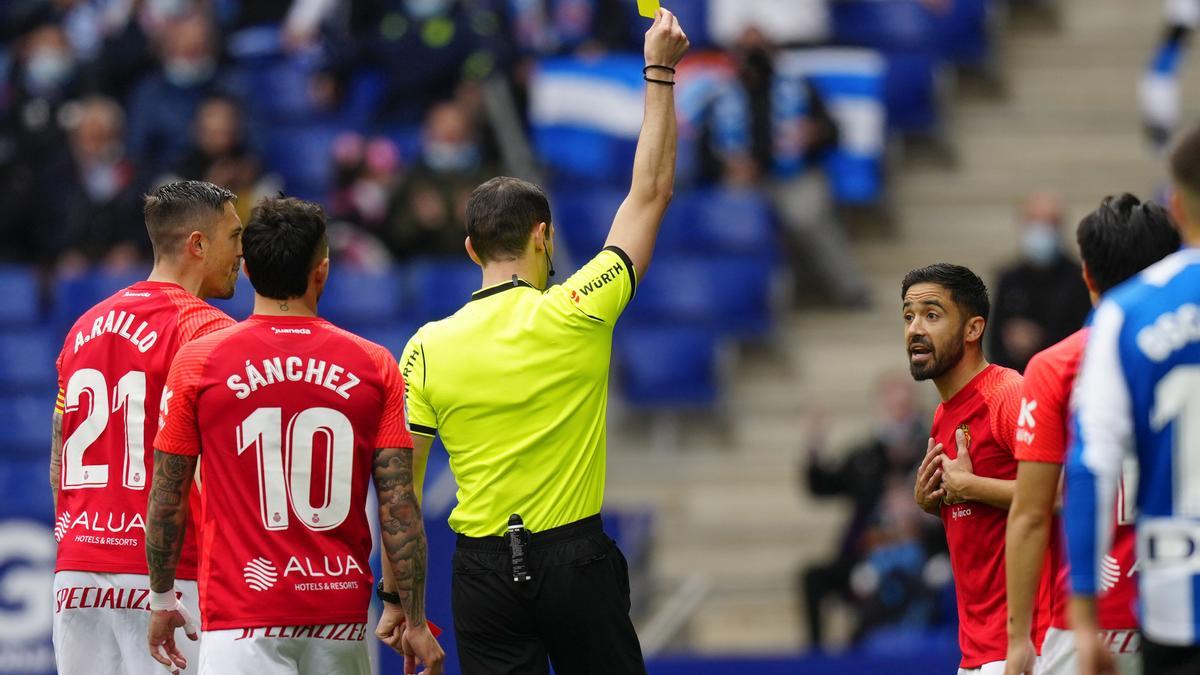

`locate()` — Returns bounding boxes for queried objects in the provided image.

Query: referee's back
[401,246,635,537]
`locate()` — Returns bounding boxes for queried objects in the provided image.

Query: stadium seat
[0,395,51,458]
[551,187,625,256]
[407,258,482,323]
[660,189,777,256]
[933,0,993,68]
[227,53,322,126]
[0,459,53,522]
[354,321,422,360]
[319,267,406,329]
[0,265,40,325]
[0,330,59,392]
[615,324,722,408]
[262,123,345,202]
[51,268,150,332]
[625,255,775,338]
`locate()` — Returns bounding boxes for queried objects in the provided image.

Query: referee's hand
[402,622,444,675]
[644,8,689,70]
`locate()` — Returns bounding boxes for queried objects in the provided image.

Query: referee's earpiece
[543,224,555,279]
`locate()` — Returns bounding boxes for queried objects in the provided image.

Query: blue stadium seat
[0,265,40,325]
[355,321,422,360]
[659,189,777,256]
[227,54,322,125]
[831,0,939,53]
[0,395,51,458]
[551,187,625,257]
[320,267,406,329]
[0,330,59,392]
[0,459,53,522]
[933,0,992,68]
[625,256,775,338]
[263,123,344,202]
[407,259,481,323]
[51,268,150,331]
[615,325,721,408]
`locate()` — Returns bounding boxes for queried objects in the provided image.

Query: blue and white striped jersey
[1065,248,1200,646]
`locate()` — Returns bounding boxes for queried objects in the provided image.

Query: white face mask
[24,48,74,94]
[1021,222,1060,265]
[164,58,215,87]
[423,140,479,172]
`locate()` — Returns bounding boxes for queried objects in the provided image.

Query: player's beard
[909,326,966,382]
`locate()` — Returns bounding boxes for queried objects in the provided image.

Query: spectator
[324,0,509,125]
[126,9,226,175]
[167,93,279,223]
[327,131,401,268]
[0,19,81,262]
[987,191,1092,372]
[43,95,146,268]
[797,371,932,651]
[382,99,493,258]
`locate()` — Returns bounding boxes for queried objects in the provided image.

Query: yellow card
[637,0,660,19]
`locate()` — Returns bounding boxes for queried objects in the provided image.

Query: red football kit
[154,315,411,630]
[54,281,234,578]
[932,364,1051,668]
[1014,329,1138,632]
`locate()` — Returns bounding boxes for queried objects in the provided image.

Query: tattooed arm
[50,410,62,513]
[374,443,443,672]
[145,450,197,593]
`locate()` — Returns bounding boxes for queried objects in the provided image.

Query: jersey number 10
[237,407,355,532]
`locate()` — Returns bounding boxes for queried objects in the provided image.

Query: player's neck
[146,259,205,298]
[934,353,989,402]
[252,294,318,318]
[480,256,545,291]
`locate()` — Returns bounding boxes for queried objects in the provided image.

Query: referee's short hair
[143,180,235,261]
[465,177,552,263]
[243,197,328,300]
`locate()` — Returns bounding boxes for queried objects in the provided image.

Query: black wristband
[643,64,677,75]
[376,581,401,605]
[644,75,675,86]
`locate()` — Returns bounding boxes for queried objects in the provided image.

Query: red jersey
[154,315,412,630]
[54,281,233,578]
[1014,329,1138,631]
[932,364,1050,668]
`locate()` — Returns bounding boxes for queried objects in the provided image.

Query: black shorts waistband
[455,514,603,553]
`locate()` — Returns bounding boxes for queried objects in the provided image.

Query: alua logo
[243,557,279,591]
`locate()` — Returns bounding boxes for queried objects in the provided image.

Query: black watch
[376,581,401,605]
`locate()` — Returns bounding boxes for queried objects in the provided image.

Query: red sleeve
[368,344,413,450]
[54,347,65,414]
[154,339,214,457]
[1013,352,1069,464]
[988,370,1024,456]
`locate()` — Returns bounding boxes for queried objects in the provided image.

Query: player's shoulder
[177,320,246,356]
[1026,329,1088,378]
[1106,249,1200,313]
[320,320,399,367]
[981,364,1023,404]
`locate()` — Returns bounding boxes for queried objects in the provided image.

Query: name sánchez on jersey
[72,309,158,354]
[226,356,361,400]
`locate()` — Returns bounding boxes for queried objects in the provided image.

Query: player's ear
[185,230,206,260]
[313,257,330,290]
[464,237,482,267]
[964,316,986,344]
[535,222,550,252]
[1081,262,1100,301]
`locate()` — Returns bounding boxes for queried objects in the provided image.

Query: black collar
[470,276,538,302]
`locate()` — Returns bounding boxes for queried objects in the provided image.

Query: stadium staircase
[606,0,1187,655]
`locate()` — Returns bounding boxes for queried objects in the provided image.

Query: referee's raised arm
[604,8,690,280]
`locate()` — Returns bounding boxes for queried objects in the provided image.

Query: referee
[391,9,688,674]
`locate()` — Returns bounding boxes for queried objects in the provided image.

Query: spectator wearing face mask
[987,191,1092,372]
[0,19,81,262]
[126,9,227,176]
[39,95,147,269]
[382,99,494,258]
[167,93,280,224]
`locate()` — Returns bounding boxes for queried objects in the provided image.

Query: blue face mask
[405,0,453,19]
[1021,222,1060,266]
[423,140,479,173]
[24,48,73,94]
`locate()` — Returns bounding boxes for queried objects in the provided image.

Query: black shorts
[451,514,647,675]
[1143,636,1200,675]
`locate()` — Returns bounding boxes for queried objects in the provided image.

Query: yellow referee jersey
[400,247,636,537]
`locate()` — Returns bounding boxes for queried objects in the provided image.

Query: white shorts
[199,623,370,675]
[52,570,200,675]
[958,661,1004,675]
[1036,626,1142,675]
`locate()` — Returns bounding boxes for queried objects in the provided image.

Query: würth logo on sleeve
[572,261,624,299]
[1017,398,1037,445]
[243,557,279,591]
